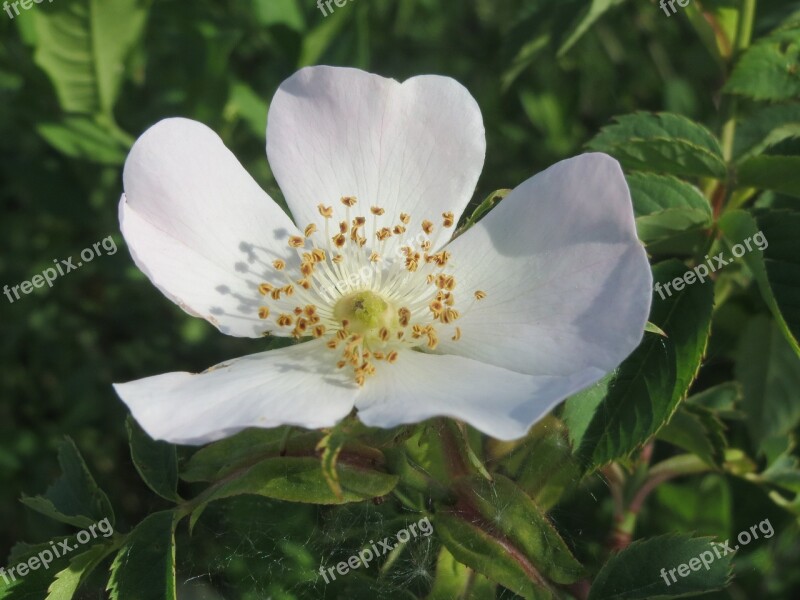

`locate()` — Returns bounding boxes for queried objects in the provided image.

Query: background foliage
[1,0,799,598]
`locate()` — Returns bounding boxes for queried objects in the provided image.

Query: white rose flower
[114,66,651,445]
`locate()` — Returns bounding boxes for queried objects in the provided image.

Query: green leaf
[436,514,551,600]
[456,189,511,237]
[644,322,668,337]
[428,546,496,600]
[651,475,732,542]
[0,535,113,600]
[126,416,181,503]
[760,452,800,494]
[575,333,675,467]
[757,210,800,345]
[574,260,714,466]
[557,0,626,57]
[317,425,350,501]
[107,512,176,600]
[299,4,353,67]
[683,1,739,64]
[733,103,800,161]
[719,210,800,353]
[252,0,305,31]
[501,35,550,91]
[225,80,269,137]
[725,26,800,102]
[629,172,711,218]
[451,421,493,482]
[686,382,743,419]
[32,0,150,115]
[563,374,613,453]
[588,534,732,599]
[191,455,398,510]
[382,427,452,512]
[657,404,727,467]
[498,417,583,510]
[651,260,715,401]
[21,438,114,529]
[737,155,800,198]
[46,543,115,600]
[36,116,132,165]
[181,427,302,483]
[587,112,727,179]
[437,475,584,599]
[735,315,800,448]
[627,172,712,243]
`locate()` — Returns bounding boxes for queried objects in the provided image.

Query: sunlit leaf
[588,112,727,179]
[32,0,150,115]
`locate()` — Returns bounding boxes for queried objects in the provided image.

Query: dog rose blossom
[114,66,651,445]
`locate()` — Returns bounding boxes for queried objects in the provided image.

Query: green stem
[735,0,757,54]
[720,0,757,163]
[608,454,712,550]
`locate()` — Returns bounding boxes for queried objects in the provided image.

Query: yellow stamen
[398,307,411,327]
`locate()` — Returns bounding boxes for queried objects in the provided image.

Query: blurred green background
[1,0,798,598]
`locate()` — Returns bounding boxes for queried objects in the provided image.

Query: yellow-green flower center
[333,290,396,336]
[251,195,488,387]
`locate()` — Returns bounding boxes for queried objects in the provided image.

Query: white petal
[266,66,485,250]
[121,118,302,338]
[354,351,604,440]
[440,153,652,378]
[114,340,357,445]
